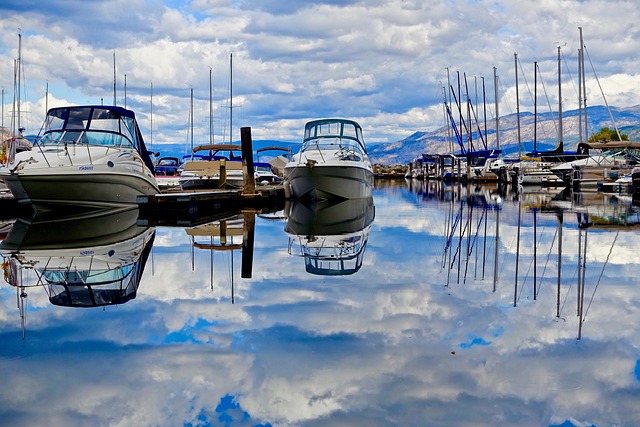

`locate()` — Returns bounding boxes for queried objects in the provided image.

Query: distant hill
[367,105,640,165]
[150,139,299,161]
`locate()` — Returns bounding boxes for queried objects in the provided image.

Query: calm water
[1,181,640,426]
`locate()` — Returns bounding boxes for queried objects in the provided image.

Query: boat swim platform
[136,185,286,227]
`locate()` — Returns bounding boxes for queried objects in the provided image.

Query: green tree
[588,126,628,143]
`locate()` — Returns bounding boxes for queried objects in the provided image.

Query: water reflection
[409,179,640,340]
[1,182,640,426]
[285,197,375,275]
[1,206,154,316]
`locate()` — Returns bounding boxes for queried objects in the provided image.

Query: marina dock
[136,185,285,226]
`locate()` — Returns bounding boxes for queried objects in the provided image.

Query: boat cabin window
[39,107,138,148]
[66,107,92,129]
[341,124,358,140]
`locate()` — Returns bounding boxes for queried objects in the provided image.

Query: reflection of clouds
[1,188,640,425]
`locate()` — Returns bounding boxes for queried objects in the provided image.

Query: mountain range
[366,105,640,165]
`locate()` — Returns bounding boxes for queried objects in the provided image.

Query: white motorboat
[284,118,374,201]
[254,162,281,185]
[0,105,159,209]
[285,197,375,275]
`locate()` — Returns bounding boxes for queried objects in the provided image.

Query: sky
[0,0,639,149]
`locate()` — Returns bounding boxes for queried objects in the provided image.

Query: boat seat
[183,159,244,174]
[184,160,221,175]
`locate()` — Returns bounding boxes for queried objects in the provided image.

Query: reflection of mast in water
[577,213,590,339]
[440,184,500,287]
[186,211,256,303]
[514,198,521,307]
[493,197,499,292]
[556,211,563,318]
[3,259,27,340]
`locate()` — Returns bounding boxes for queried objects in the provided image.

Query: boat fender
[283,180,291,199]
[2,260,17,286]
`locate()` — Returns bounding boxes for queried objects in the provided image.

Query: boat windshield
[43,263,141,307]
[39,106,137,148]
[294,234,368,275]
[302,120,367,155]
[41,263,136,285]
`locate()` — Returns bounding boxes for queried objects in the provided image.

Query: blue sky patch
[459,337,491,349]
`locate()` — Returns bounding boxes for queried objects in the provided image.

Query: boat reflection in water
[285,197,375,275]
[0,206,155,309]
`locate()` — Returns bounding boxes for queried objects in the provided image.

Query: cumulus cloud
[1,0,639,145]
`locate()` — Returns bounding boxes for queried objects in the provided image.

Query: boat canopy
[193,144,242,153]
[577,141,640,154]
[38,105,156,173]
[303,119,367,152]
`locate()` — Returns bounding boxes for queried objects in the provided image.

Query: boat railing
[300,137,367,162]
[32,130,134,168]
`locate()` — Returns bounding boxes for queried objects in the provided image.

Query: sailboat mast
[493,66,500,150]
[446,67,453,153]
[482,76,487,147]
[557,45,563,152]
[534,61,537,153]
[230,53,233,144]
[190,87,194,152]
[113,52,117,106]
[579,27,588,140]
[209,67,214,145]
[150,82,153,150]
[464,73,473,152]
[578,46,583,144]
[124,74,127,109]
[17,32,21,135]
[515,53,521,158]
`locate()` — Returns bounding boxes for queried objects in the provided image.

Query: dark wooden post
[219,158,226,189]
[241,209,255,278]
[241,127,256,195]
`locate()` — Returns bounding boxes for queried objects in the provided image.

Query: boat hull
[284,165,374,201]
[1,169,159,209]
